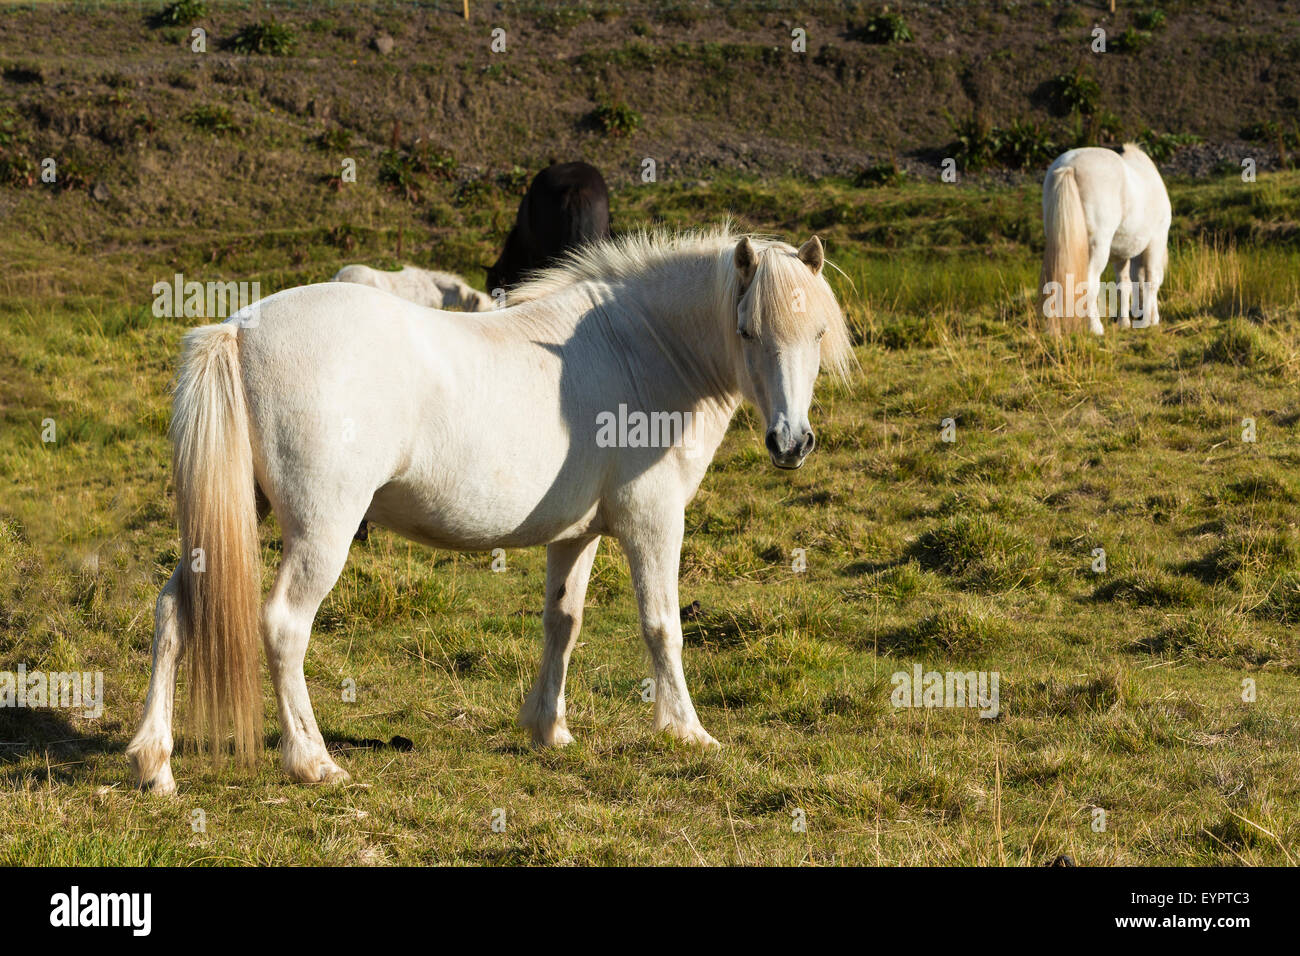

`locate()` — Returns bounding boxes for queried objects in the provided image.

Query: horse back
[490,163,611,289]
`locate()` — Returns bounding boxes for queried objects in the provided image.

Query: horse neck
[606,251,744,423]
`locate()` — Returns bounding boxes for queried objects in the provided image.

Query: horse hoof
[317,765,351,785]
[536,726,574,748]
[672,726,721,749]
[286,753,350,785]
[139,770,178,796]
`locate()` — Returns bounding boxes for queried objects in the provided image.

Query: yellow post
[464,0,470,20]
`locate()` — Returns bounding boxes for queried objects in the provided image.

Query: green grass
[2,169,1300,865]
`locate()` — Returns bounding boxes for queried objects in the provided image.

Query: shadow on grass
[0,707,124,785]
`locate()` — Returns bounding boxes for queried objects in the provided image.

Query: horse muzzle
[766,426,815,470]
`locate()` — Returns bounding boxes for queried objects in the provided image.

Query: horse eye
[739,328,755,341]
[815,328,827,341]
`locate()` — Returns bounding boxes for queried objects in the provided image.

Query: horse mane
[508,224,856,384]
[1120,141,1159,169]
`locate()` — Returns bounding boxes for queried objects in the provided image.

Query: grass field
[3,159,1300,865]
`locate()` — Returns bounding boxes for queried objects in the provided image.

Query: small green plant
[378,145,458,201]
[453,178,491,207]
[379,149,422,200]
[0,105,27,149]
[1134,8,1166,31]
[229,20,296,56]
[856,10,913,44]
[1114,27,1153,53]
[1137,127,1199,162]
[947,112,999,172]
[150,0,206,27]
[1047,70,1100,116]
[592,100,642,138]
[182,103,237,133]
[314,127,353,152]
[853,161,905,188]
[1053,8,1087,29]
[1241,120,1300,149]
[0,103,40,188]
[497,165,530,194]
[997,119,1057,170]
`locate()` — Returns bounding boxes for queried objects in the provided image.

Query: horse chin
[770,453,806,471]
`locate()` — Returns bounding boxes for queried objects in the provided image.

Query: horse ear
[798,236,824,275]
[734,237,758,288]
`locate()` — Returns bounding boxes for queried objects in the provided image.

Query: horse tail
[171,321,262,766]
[1039,164,1090,329]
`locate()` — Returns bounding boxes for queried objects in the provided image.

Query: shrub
[1137,127,1199,162]
[182,103,237,133]
[1134,8,1166,31]
[947,112,998,171]
[1114,27,1153,53]
[314,128,352,151]
[853,161,905,188]
[997,119,1057,170]
[0,153,35,187]
[856,10,912,44]
[452,178,491,207]
[149,0,206,27]
[229,20,296,55]
[378,145,458,201]
[1047,70,1100,116]
[592,100,642,138]
[947,113,1057,171]
[1240,120,1300,150]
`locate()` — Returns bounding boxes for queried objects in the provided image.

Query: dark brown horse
[486,162,611,295]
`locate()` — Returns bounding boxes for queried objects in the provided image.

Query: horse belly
[364,474,603,550]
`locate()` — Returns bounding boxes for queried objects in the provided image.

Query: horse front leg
[519,535,601,746]
[620,513,719,748]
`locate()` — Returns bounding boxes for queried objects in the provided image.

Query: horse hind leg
[262,524,356,784]
[1116,258,1133,329]
[1085,238,1112,336]
[126,566,185,794]
[1143,235,1167,327]
[519,535,601,747]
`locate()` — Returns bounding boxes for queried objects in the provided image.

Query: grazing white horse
[332,263,496,312]
[127,228,854,792]
[1040,144,1171,334]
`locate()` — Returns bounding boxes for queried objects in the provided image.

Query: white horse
[332,263,496,312]
[127,228,854,792]
[1040,144,1171,334]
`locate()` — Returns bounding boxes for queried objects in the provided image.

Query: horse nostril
[765,430,782,456]
[800,430,816,456]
